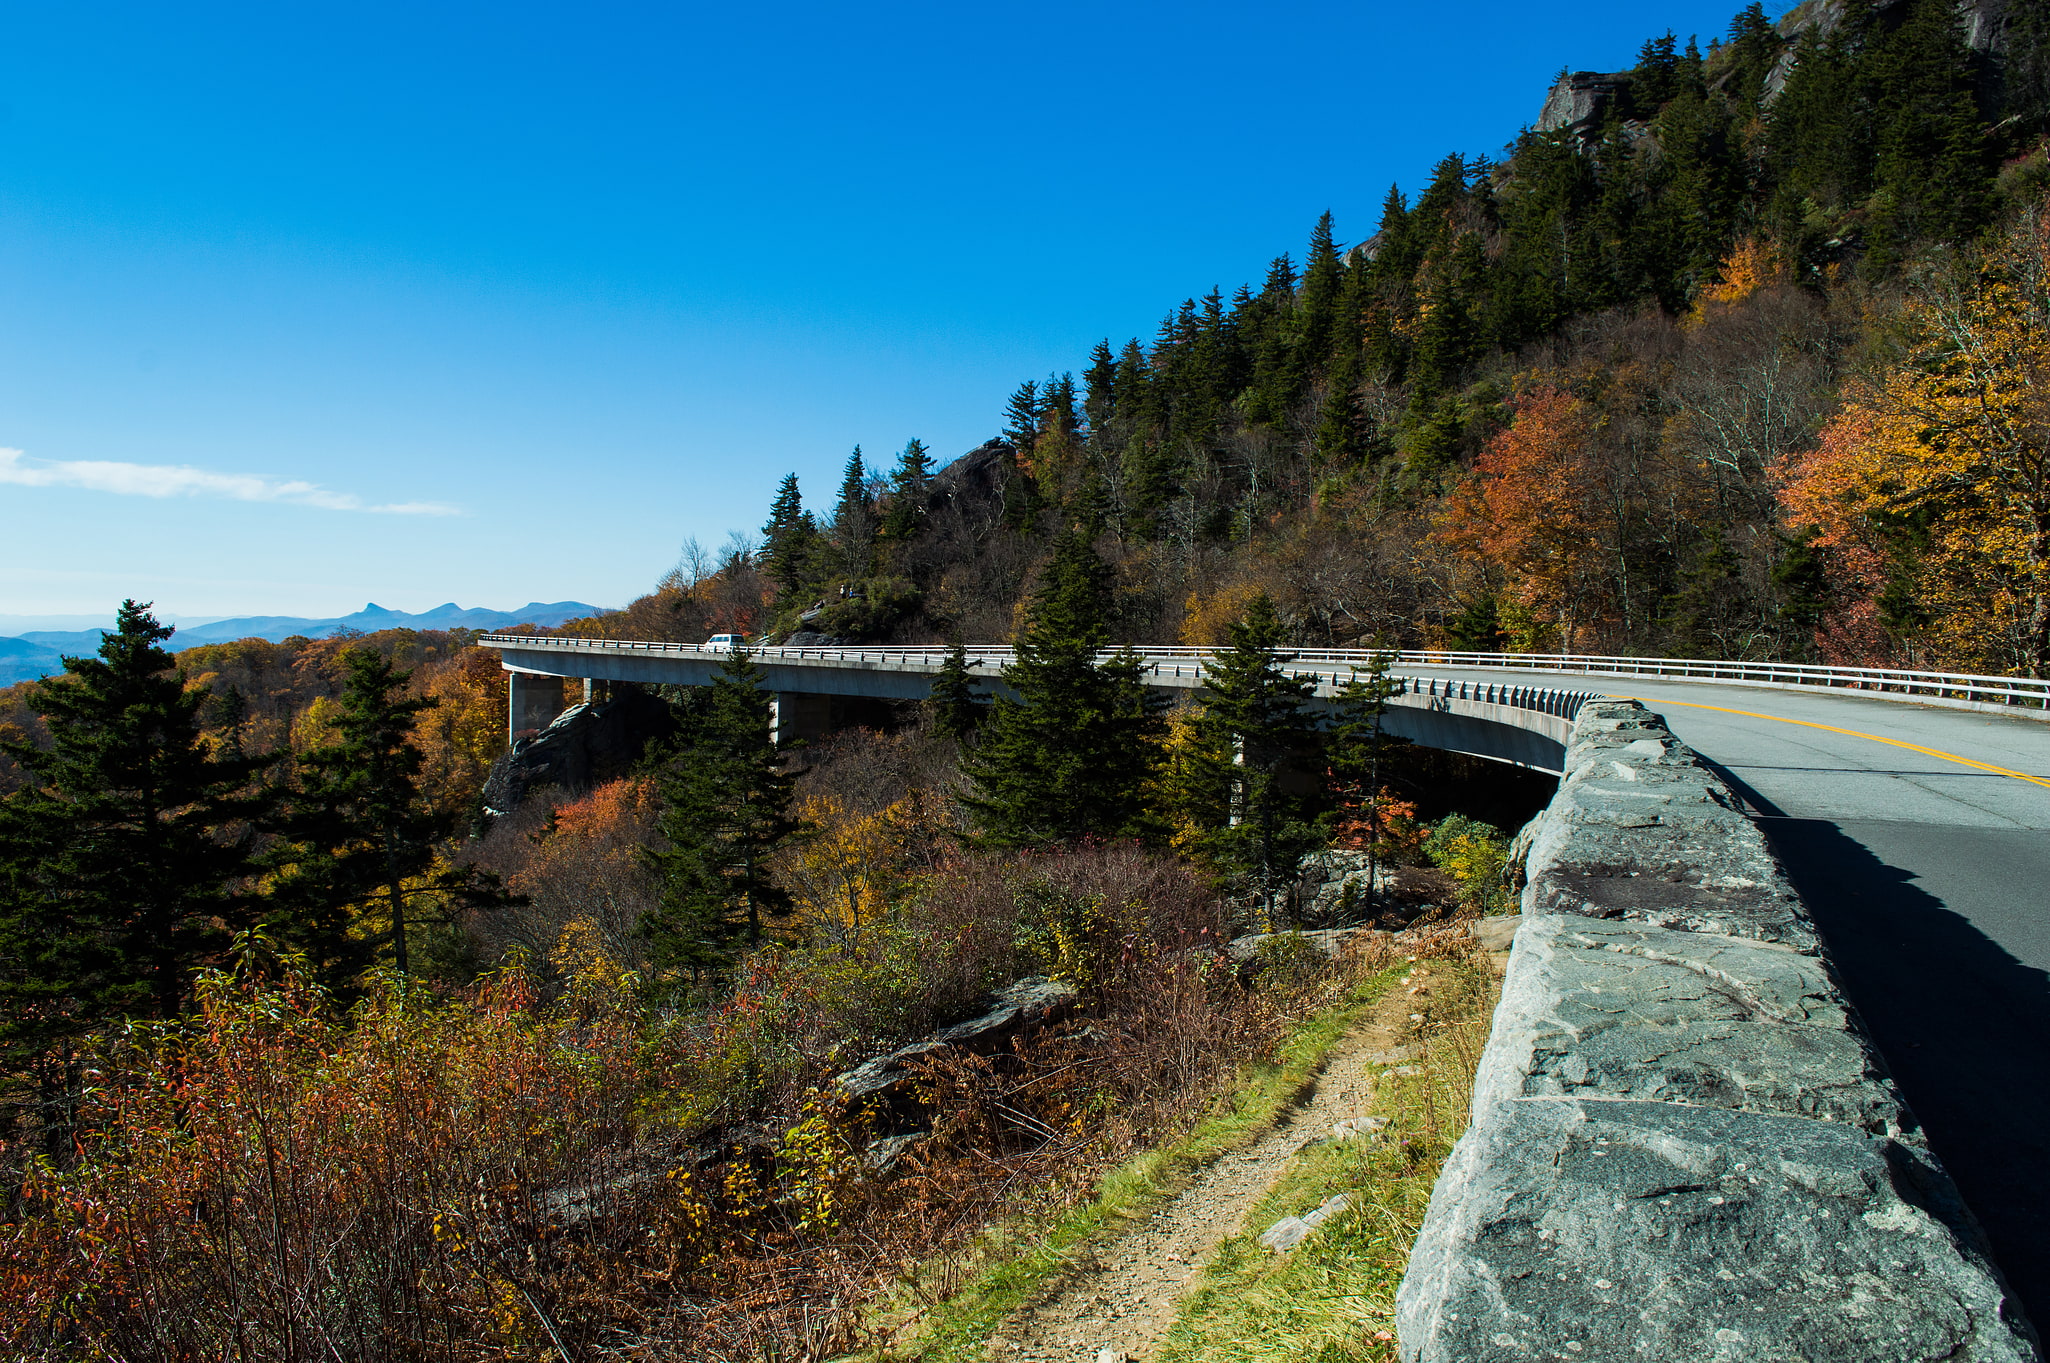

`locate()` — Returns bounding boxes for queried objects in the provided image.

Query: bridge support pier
[509,672,567,742]
[771,691,834,748]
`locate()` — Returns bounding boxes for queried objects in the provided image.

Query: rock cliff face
[481,688,677,816]
[1539,0,2021,127]
[1396,701,2040,1362]
[1535,70,1635,136]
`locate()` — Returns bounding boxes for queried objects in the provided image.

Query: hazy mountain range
[0,601,607,686]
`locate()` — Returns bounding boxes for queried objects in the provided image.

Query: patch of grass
[866,961,1413,1363]
[1154,958,1497,1363]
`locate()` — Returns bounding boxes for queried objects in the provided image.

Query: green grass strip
[874,962,1409,1363]
[1153,960,1495,1363]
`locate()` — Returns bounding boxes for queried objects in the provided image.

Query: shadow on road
[1762,816,2050,1326]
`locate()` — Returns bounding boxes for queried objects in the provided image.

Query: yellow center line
[1610,694,2050,791]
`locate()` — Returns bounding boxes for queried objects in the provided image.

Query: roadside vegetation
[1154,957,1496,1363]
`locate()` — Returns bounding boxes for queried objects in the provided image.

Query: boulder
[933,976,1078,1048]
[481,688,677,816]
[829,977,1078,1118]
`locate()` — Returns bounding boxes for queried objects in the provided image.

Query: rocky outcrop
[1536,70,1634,136]
[831,977,1078,1122]
[1396,700,2040,1362]
[480,688,677,816]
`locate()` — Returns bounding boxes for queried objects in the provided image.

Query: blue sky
[0,0,1772,621]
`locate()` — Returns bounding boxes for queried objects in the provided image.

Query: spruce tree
[1167,593,1321,914]
[1003,380,1040,461]
[961,532,1164,846]
[762,473,819,596]
[830,446,877,580]
[0,601,264,1037]
[926,643,988,741]
[265,649,506,982]
[882,438,934,541]
[1082,340,1118,435]
[642,649,801,981]
[1326,649,1411,924]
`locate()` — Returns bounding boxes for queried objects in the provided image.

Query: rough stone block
[1398,1098,2038,1362]
[1478,916,1912,1140]
[1523,707,1816,950]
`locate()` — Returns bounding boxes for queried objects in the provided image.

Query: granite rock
[1399,1098,2037,1363]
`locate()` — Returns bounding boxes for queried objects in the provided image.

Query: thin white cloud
[0,448,461,516]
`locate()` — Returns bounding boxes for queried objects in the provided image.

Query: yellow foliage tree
[1780,208,2050,675]
[414,647,509,816]
[778,795,901,949]
[1178,581,1267,646]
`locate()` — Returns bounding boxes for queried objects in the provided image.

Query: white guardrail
[478,636,2050,716]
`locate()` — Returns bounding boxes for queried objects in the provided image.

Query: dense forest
[3,1,2049,1357]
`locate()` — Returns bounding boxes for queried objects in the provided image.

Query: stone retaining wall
[1395,700,2041,1362]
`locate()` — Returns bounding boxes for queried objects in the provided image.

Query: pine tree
[762,473,820,596]
[0,601,264,1038]
[265,649,506,982]
[642,649,801,981]
[926,643,988,741]
[961,532,1164,845]
[1167,593,1321,914]
[882,438,935,541]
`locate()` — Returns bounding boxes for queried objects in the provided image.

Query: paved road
[1408,668,2050,1322]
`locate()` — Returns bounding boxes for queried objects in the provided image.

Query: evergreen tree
[0,601,264,1040]
[830,446,877,579]
[1326,649,1411,924]
[1167,593,1321,915]
[882,438,934,541]
[961,532,1164,845]
[762,473,820,596]
[1866,0,1995,263]
[1003,380,1041,461]
[265,649,506,982]
[642,649,801,981]
[1082,339,1118,435]
[926,643,988,741]
[1298,210,1346,369]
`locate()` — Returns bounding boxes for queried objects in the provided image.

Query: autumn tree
[1435,388,1608,649]
[1780,208,2050,674]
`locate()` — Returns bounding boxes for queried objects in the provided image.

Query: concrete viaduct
[480,633,2050,1323]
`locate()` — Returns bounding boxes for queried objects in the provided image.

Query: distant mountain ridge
[1,601,609,684]
[0,636,67,688]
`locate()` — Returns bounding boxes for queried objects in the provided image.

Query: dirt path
[981,974,1431,1363]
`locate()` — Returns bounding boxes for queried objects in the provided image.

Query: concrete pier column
[770,691,833,748]
[509,671,567,741]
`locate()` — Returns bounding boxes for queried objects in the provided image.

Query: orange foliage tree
[1779,207,2050,674]
[1434,387,1608,650]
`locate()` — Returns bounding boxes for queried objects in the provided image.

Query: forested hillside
[586,0,2050,676]
[5,3,2050,1358]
